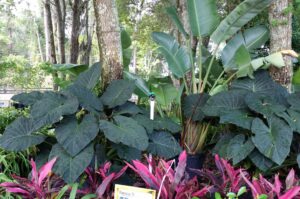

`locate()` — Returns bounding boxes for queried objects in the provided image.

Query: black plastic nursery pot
[186,153,205,179]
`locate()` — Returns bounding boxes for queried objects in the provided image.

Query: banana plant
[151,0,285,154]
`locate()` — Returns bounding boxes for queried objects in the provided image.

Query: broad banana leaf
[152,32,191,78]
[166,7,189,39]
[211,0,273,44]
[187,0,219,37]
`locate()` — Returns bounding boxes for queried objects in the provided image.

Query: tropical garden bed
[1,0,300,198]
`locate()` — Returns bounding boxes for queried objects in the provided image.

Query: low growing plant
[241,169,300,199]
[0,157,65,198]
[0,62,182,183]
[126,151,210,199]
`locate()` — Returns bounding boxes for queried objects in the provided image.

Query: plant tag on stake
[114,185,156,199]
[149,93,155,173]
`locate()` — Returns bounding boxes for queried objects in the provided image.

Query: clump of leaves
[241,169,300,199]
[78,162,127,198]
[192,154,248,197]
[0,158,65,198]
[126,151,210,199]
[203,71,300,171]
[0,62,181,183]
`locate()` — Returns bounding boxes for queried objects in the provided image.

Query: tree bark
[80,2,93,65]
[44,0,58,91]
[269,0,293,91]
[93,0,123,88]
[54,0,66,64]
[70,0,84,64]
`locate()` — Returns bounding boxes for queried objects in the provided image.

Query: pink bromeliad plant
[126,151,210,199]
[241,169,300,199]
[0,157,65,199]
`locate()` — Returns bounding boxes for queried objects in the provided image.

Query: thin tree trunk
[54,0,66,64]
[35,19,45,62]
[93,0,123,88]
[44,0,58,90]
[269,0,293,91]
[70,0,82,64]
[80,2,93,65]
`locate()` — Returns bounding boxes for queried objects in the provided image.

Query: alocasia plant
[0,158,65,199]
[0,62,182,183]
[241,169,300,199]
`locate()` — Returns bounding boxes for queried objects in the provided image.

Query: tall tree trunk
[269,0,293,91]
[54,0,66,64]
[44,0,58,90]
[80,3,93,66]
[93,0,123,88]
[69,0,83,64]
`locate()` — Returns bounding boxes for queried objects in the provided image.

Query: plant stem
[183,76,190,95]
[187,38,196,93]
[197,37,203,93]
[224,71,238,85]
[201,45,219,93]
[210,70,225,91]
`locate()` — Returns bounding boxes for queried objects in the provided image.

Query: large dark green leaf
[101,80,135,108]
[30,92,79,127]
[67,85,103,112]
[123,71,151,97]
[0,117,45,151]
[231,71,288,104]
[183,93,209,122]
[74,62,101,90]
[133,114,154,134]
[49,143,94,183]
[251,117,293,165]
[52,64,88,76]
[220,110,254,130]
[202,90,247,117]
[166,7,188,38]
[227,134,255,165]
[12,91,46,106]
[221,25,269,71]
[113,144,141,161]
[245,93,286,117]
[148,131,182,159]
[152,32,191,78]
[113,102,142,116]
[151,83,178,107]
[187,0,218,37]
[249,149,274,171]
[55,115,99,156]
[287,93,300,111]
[153,117,181,133]
[213,133,235,158]
[211,0,273,44]
[277,110,300,133]
[99,116,148,151]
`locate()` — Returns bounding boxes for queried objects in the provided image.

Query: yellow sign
[114,184,156,199]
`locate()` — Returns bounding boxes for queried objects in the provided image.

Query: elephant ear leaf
[187,0,219,37]
[148,131,182,159]
[49,143,94,183]
[101,79,135,108]
[99,116,149,151]
[74,62,101,90]
[152,32,191,78]
[251,117,293,165]
[211,0,273,44]
[0,117,45,151]
[55,114,99,157]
